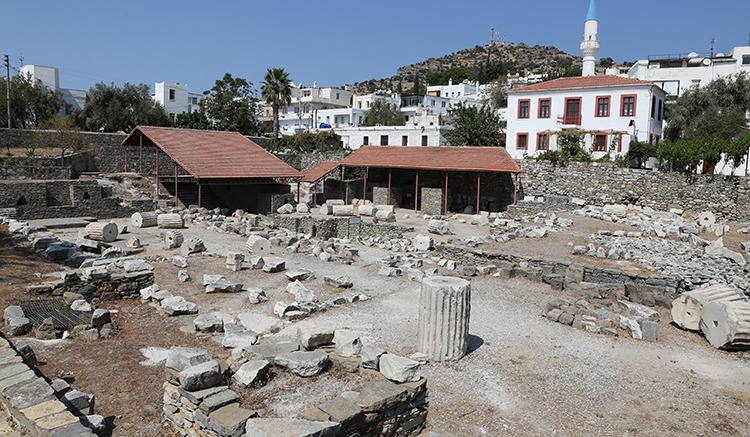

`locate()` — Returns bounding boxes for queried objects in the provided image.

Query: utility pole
[4,54,10,129]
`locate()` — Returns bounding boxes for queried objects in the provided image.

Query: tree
[725,133,750,175]
[444,103,504,147]
[174,110,212,130]
[261,67,293,138]
[665,72,750,143]
[35,116,84,158]
[483,78,508,109]
[599,57,614,68]
[76,82,171,133]
[200,73,259,135]
[362,98,405,126]
[426,67,468,86]
[0,72,65,129]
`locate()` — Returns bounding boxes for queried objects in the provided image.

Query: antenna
[709,38,716,57]
[501,32,506,45]
[18,49,23,67]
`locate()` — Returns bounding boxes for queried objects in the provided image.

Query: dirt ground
[2,208,750,437]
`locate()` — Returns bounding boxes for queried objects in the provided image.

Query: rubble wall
[0,165,72,180]
[0,180,153,219]
[517,160,750,221]
[275,153,346,173]
[274,215,412,240]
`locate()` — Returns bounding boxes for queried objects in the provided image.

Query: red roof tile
[300,161,340,183]
[122,126,301,180]
[341,146,520,173]
[508,76,656,93]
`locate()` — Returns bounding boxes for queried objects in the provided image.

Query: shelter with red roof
[121,126,301,213]
[506,75,666,160]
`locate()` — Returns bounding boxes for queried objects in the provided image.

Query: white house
[266,83,352,133]
[19,64,86,114]
[427,79,487,108]
[318,112,451,150]
[627,45,750,98]
[506,75,666,159]
[153,82,203,119]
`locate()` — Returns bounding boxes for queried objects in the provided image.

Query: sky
[2,0,749,96]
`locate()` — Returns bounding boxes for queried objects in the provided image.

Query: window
[649,134,654,144]
[596,96,609,117]
[380,135,388,145]
[651,96,656,118]
[593,134,607,152]
[621,95,636,116]
[691,79,701,87]
[537,134,549,151]
[518,100,530,118]
[538,99,550,118]
[658,100,663,121]
[336,92,340,99]
[169,89,175,101]
[422,135,428,146]
[442,101,446,108]
[402,135,408,146]
[431,100,435,107]
[517,133,528,150]
[303,90,311,97]
[564,98,581,124]
[363,136,369,146]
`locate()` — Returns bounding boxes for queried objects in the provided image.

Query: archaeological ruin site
[0,127,749,437]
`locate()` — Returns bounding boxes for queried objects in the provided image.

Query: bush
[269,131,345,154]
[3,157,15,166]
[625,139,658,168]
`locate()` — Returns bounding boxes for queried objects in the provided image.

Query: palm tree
[261,67,292,138]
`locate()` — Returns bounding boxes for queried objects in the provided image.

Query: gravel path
[43,211,750,436]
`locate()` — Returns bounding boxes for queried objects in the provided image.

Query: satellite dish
[702,58,711,66]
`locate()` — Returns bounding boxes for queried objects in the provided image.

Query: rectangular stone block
[3,377,56,410]
[318,396,364,428]
[356,381,408,413]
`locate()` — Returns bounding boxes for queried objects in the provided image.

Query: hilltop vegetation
[349,43,590,94]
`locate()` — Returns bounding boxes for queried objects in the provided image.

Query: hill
[349,42,586,94]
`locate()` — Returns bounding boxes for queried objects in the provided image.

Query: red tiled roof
[300,161,340,183]
[122,126,301,180]
[341,146,520,173]
[508,76,656,93]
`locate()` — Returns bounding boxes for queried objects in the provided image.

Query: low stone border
[0,335,97,436]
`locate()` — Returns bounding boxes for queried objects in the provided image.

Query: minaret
[580,0,600,76]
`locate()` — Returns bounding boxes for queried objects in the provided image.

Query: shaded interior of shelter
[158,178,293,214]
[317,168,516,214]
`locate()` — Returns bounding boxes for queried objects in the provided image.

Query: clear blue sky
[2,0,748,95]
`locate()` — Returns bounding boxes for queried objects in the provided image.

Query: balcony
[557,115,581,126]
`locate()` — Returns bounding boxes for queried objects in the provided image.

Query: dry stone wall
[516,160,750,221]
[274,215,412,240]
[0,180,153,220]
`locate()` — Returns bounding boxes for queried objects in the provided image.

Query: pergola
[340,146,521,214]
[121,126,301,208]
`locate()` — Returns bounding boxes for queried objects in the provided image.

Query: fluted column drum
[418,276,471,361]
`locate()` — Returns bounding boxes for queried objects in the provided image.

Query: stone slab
[3,377,56,410]
[355,381,408,412]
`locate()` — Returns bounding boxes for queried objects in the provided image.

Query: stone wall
[273,215,412,240]
[420,187,446,216]
[27,270,154,300]
[0,180,153,220]
[164,375,427,437]
[437,243,680,297]
[275,153,346,173]
[0,165,72,180]
[516,160,750,221]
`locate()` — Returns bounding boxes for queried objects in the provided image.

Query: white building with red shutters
[505,75,667,159]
